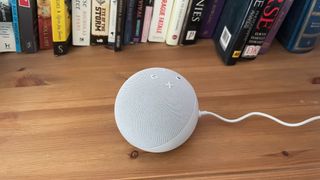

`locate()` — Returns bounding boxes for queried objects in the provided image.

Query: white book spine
[148,0,175,42]
[72,0,92,46]
[91,0,110,42]
[108,0,117,43]
[0,22,16,52]
[166,0,189,46]
[0,0,16,52]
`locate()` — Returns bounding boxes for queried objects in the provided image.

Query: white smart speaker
[114,68,199,153]
[114,67,320,153]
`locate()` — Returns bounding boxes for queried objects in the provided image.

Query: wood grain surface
[0,40,319,179]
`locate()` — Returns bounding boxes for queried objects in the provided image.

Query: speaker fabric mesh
[115,68,199,152]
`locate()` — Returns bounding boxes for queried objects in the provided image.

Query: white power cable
[199,111,320,127]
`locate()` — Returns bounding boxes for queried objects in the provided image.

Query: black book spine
[213,0,264,66]
[18,0,39,53]
[132,0,146,42]
[241,0,286,59]
[179,0,193,45]
[180,0,208,45]
[228,0,267,62]
[123,0,137,45]
[130,0,137,43]
[114,0,126,51]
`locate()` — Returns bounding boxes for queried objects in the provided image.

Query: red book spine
[37,0,52,49]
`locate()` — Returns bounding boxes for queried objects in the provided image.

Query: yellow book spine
[51,0,71,42]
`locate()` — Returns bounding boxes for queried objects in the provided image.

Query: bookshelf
[0,40,320,179]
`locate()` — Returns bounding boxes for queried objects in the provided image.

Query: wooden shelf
[0,40,320,179]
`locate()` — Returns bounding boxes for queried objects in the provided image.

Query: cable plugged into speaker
[114,67,320,153]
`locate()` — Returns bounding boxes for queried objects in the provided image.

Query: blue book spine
[290,0,320,52]
[10,0,22,52]
[124,0,136,45]
[278,0,320,53]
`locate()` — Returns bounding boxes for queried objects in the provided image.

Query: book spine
[276,0,310,50]
[10,0,22,52]
[108,0,117,46]
[0,0,16,52]
[166,0,190,46]
[124,0,136,45]
[260,0,294,54]
[72,0,91,46]
[241,0,286,59]
[18,0,39,53]
[227,0,266,61]
[179,0,207,45]
[37,0,53,49]
[132,0,146,42]
[51,0,71,56]
[114,0,126,51]
[289,0,320,52]
[148,0,175,42]
[140,0,154,42]
[91,0,110,45]
[199,0,225,38]
[179,0,192,45]
[130,0,137,43]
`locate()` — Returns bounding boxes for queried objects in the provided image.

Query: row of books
[0,0,319,65]
[0,0,213,54]
[213,0,320,65]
